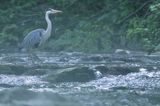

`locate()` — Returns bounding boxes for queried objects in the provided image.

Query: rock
[115,49,130,55]
[151,51,160,55]
[45,67,96,82]
[95,65,139,75]
[82,55,104,62]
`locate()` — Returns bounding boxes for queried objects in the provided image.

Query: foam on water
[0,70,158,95]
[82,70,160,91]
[0,74,47,86]
[19,70,160,95]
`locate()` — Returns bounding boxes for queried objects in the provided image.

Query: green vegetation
[0,0,159,53]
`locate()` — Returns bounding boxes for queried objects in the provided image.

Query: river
[0,51,160,106]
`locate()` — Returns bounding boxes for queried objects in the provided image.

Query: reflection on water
[0,52,160,106]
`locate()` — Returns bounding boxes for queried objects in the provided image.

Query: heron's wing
[21,29,45,49]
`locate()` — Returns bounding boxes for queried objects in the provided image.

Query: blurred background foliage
[0,0,159,53]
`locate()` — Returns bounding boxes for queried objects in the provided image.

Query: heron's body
[20,9,61,51]
[21,29,45,49]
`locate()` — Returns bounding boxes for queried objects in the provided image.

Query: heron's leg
[28,50,42,65]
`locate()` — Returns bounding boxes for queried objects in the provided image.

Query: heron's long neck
[45,13,52,38]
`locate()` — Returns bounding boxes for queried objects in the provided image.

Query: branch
[117,0,154,25]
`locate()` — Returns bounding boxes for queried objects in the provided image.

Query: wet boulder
[115,49,130,55]
[95,65,139,75]
[45,67,96,82]
[82,55,105,61]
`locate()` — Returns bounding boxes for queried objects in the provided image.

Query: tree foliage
[0,0,159,52]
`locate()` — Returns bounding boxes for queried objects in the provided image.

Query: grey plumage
[20,8,62,51]
[20,29,45,49]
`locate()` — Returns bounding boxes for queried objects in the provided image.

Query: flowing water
[0,51,160,106]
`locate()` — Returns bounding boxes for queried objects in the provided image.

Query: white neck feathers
[45,12,52,37]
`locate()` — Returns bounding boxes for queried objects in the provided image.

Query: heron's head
[47,8,62,14]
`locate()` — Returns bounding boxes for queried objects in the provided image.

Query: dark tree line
[0,0,159,52]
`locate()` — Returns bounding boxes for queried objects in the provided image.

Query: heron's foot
[29,53,43,65]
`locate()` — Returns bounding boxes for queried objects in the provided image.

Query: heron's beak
[52,9,62,14]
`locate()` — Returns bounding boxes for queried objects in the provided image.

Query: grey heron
[20,8,62,51]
